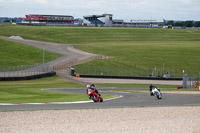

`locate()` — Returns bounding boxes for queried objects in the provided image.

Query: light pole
[163,62,165,77]
[43,48,45,64]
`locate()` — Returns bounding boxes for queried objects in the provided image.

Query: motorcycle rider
[87,84,101,96]
[90,84,101,96]
[149,84,161,96]
[149,84,155,96]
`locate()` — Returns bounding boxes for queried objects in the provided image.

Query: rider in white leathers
[149,84,161,96]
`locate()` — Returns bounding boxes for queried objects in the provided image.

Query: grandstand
[83,14,164,27]
[83,14,113,27]
[21,14,78,26]
[19,13,165,28]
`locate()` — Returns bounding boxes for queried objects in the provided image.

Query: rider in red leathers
[86,84,101,97]
[90,84,101,96]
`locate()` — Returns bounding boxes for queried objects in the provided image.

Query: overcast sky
[0,0,199,20]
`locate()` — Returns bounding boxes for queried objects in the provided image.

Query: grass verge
[0,39,61,66]
[0,76,117,103]
[96,83,178,89]
[96,83,199,91]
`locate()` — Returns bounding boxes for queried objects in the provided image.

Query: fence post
[160,69,162,78]
[8,66,10,77]
[4,67,5,78]
[25,66,27,77]
[16,66,18,77]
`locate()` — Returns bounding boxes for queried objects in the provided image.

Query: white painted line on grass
[0,95,123,106]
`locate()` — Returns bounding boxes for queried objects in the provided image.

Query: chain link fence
[73,65,200,79]
[183,75,200,89]
[1,62,200,88]
[0,54,102,79]
[0,63,53,78]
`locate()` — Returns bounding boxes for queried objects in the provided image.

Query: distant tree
[166,20,174,26]
[184,21,193,27]
[3,20,10,22]
[194,21,200,27]
[174,22,184,27]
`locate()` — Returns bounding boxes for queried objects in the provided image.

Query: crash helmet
[90,84,95,89]
[86,84,90,88]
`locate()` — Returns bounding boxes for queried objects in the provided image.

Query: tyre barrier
[0,72,56,81]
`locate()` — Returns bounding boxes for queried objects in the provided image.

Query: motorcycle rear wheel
[100,97,103,102]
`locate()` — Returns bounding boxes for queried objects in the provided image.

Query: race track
[0,88,200,111]
[0,36,199,112]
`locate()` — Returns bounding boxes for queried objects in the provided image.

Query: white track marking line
[104,95,123,101]
[0,95,123,106]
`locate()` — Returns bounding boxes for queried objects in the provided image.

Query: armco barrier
[77,74,182,81]
[0,72,56,81]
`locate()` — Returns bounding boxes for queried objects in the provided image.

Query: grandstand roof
[26,14,73,17]
[84,14,113,18]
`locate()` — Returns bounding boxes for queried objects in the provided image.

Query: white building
[83,14,113,27]
[126,19,165,27]
[83,13,165,28]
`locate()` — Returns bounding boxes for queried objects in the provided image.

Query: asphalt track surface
[0,36,199,112]
[0,88,200,111]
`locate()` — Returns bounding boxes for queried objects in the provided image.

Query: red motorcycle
[86,88,103,102]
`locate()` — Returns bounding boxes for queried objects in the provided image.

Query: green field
[0,25,200,77]
[2,24,199,103]
[0,39,61,66]
[0,76,117,103]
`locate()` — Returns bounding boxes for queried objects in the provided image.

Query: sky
[0,0,199,20]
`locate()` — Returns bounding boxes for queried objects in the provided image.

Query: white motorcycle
[152,87,162,99]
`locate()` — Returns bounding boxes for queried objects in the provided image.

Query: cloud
[0,0,199,20]
[34,0,48,4]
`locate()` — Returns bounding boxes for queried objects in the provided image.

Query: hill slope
[0,25,200,76]
[0,39,61,66]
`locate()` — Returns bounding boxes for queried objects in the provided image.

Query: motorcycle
[86,88,103,102]
[152,87,162,99]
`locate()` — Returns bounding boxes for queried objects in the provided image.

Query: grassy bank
[0,25,200,75]
[1,25,200,44]
[0,76,116,103]
[0,39,61,66]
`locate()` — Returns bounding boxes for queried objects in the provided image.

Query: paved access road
[0,36,101,69]
[0,88,200,111]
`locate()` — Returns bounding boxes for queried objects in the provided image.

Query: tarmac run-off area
[0,36,200,133]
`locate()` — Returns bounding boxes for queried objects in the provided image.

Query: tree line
[165,20,200,27]
[0,17,22,23]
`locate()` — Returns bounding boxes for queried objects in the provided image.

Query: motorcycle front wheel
[91,95,97,102]
[156,93,162,99]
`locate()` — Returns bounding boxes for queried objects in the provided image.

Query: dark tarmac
[0,88,200,111]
